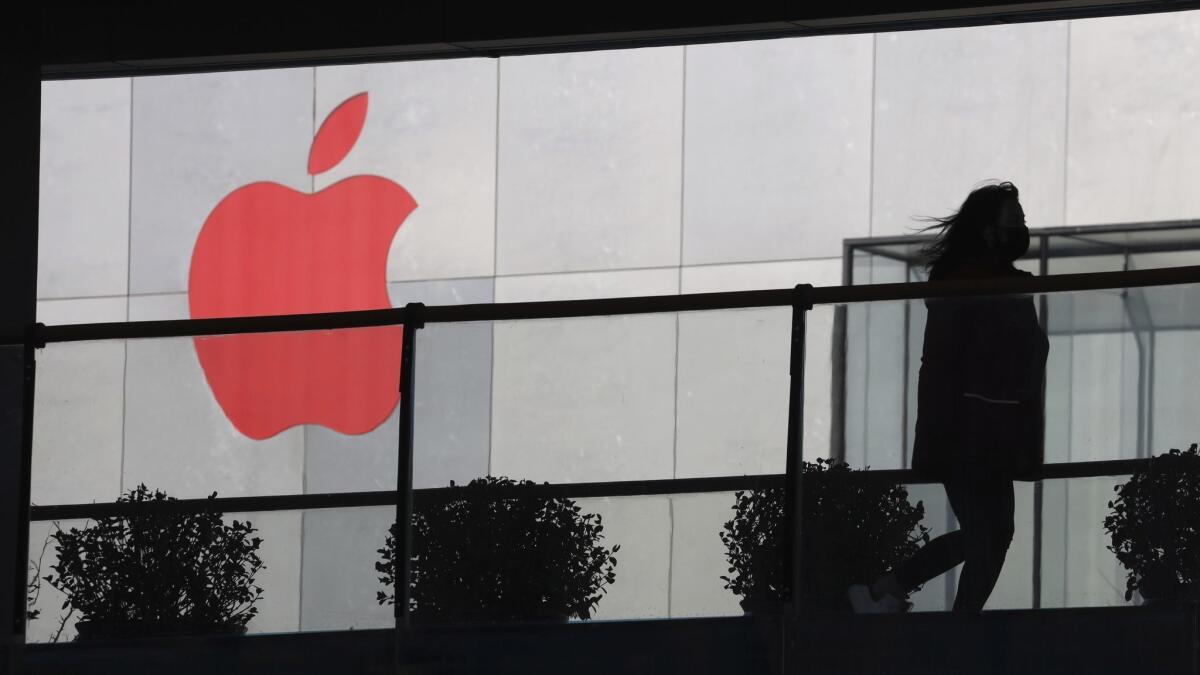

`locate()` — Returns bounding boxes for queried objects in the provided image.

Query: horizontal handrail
[15,264,1200,345]
[28,457,1149,521]
[29,475,785,521]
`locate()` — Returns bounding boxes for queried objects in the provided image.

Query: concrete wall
[26,11,1200,639]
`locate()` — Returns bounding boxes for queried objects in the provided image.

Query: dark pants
[892,468,1015,612]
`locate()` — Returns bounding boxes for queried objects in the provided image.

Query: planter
[74,619,247,641]
[523,610,570,625]
[738,597,782,617]
[1138,575,1200,606]
[415,606,570,625]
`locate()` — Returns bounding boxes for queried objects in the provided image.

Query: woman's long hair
[919,182,1019,280]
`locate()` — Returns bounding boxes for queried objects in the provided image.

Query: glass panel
[987,480,1037,610]
[1039,476,1134,609]
[1043,283,1200,461]
[484,313,677,484]
[676,308,794,477]
[839,298,913,470]
[1047,251,1129,275]
[427,310,796,486]
[573,495,673,620]
[669,492,742,618]
[25,518,87,644]
[32,325,402,505]
[414,307,819,484]
[296,506,396,632]
[1045,227,1200,273]
[804,302,840,463]
[1129,249,1200,271]
[904,482,954,611]
[410,322,493,489]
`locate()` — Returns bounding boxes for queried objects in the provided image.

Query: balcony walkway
[18,604,1197,675]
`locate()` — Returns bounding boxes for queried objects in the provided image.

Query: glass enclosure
[838,223,1200,467]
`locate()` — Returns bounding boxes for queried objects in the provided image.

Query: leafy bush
[720,458,929,611]
[27,529,73,642]
[44,485,265,632]
[1105,444,1200,601]
[378,476,619,622]
[27,553,42,623]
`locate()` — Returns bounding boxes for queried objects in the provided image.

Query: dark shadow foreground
[15,605,1197,675]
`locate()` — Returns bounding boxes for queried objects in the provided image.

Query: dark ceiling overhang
[37,0,1200,79]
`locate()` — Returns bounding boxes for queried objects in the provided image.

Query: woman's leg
[948,472,1015,612]
[867,471,1016,610]
[886,479,968,595]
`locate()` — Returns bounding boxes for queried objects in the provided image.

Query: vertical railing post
[1,24,39,673]
[1032,237,1049,610]
[394,304,423,649]
[831,244,854,465]
[784,284,813,621]
[14,329,40,638]
[6,328,39,675]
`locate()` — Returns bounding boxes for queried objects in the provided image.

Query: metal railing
[14,263,1200,633]
[21,265,1199,345]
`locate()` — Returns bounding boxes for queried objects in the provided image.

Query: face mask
[982,219,1029,261]
[983,197,1028,261]
[998,225,1030,261]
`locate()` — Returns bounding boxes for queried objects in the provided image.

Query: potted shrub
[1104,444,1200,604]
[44,484,266,640]
[377,476,619,623]
[720,458,929,613]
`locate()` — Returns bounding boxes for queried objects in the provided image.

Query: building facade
[27,10,1200,638]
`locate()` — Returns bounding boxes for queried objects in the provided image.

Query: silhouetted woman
[848,182,1049,613]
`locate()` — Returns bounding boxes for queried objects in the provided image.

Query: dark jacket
[911,268,1050,481]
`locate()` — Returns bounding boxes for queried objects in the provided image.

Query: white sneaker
[847,584,908,613]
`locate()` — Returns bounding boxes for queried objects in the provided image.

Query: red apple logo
[188,93,416,440]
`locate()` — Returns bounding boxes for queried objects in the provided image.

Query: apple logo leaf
[308,92,369,176]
